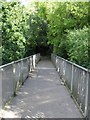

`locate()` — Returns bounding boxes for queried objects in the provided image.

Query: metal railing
[51,54,90,119]
[0,53,40,110]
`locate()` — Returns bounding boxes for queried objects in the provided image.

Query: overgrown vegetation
[66,27,89,68]
[1,1,90,69]
[2,2,28,64]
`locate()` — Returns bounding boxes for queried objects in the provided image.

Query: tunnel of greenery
[1,1,90,69]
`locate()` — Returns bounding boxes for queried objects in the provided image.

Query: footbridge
[0,53,90,119]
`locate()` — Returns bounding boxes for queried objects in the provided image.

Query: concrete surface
[1,59,82,118]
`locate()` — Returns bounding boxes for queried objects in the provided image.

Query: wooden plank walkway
[1,59,82,118]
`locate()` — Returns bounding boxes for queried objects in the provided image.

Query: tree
[2,2,29,64]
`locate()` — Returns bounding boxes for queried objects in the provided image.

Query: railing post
[30,56,32,72]
[63,60,66,82]
[28,57,30,72]
[21,59,24,85]
[84,71,89,118]
[33,55,36,69]
[31,56,33,71]
[0,67,2,110]
[71,64,74,94]
[56,56,58,69]
[12,61,17,96]
[88,72,90,119]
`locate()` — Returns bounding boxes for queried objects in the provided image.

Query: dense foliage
[2,2,29,64]
[1,1,90,69]
[1,2,48,64]
[46,2,89,68]
[66,27,89,68]
[25,3,48,56]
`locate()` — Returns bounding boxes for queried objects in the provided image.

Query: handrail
[51,54,90,119]
[0,53,41,110]
[0,55,34,68]
[56,55,89,72]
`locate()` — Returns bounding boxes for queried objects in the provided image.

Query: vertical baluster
[84,71,89,118]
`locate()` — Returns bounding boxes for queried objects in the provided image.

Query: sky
[6,0,89,5]
[19,0,33,5]
[6,0,33,5]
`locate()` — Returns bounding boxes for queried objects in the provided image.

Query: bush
[66,26,89,68]
[2,2,29,64]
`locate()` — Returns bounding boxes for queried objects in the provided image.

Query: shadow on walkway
[1,59,82,118]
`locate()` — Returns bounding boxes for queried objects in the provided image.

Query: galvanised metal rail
[0,53,40,110]
[51,54,90,119]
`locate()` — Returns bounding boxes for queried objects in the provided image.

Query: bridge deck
[2,59,82,118]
